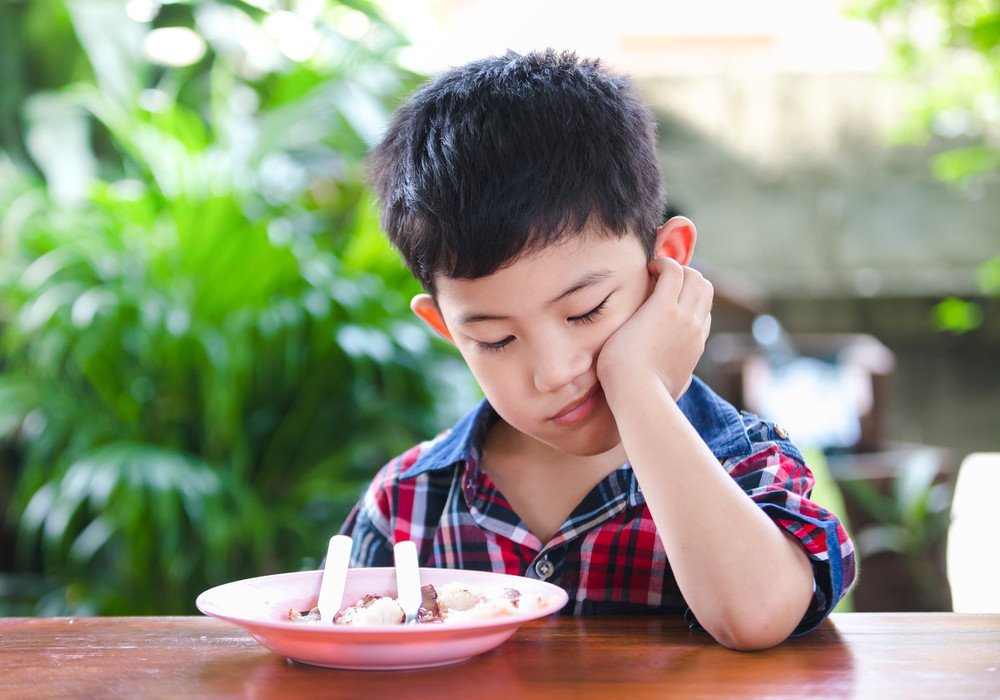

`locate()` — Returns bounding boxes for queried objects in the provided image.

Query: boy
[340,49,855,650]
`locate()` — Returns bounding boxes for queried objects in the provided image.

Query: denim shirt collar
[399,376,751,479]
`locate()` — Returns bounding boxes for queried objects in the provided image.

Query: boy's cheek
[601,301,643,348]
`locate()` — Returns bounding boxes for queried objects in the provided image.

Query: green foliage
[932,297,984,333]
[838,449,953,610]
[849,0,1000,333]
[0,1,471,616]
[930,144,1000,184]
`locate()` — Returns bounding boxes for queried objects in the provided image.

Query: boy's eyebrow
[549,270,612,304]
[456,270,613,325]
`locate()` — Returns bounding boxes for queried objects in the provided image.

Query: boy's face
[418,228,658,458]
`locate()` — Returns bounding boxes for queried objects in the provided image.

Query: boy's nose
[531,335,592,393]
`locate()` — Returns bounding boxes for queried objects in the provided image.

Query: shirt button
[534,557,554,580]
[774,424,790,440]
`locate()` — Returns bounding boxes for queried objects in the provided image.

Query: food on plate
[332,594,406,626]
[287,607,322,623]
[288,581,544,626]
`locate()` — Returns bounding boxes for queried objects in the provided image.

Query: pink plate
[196,568,569,670]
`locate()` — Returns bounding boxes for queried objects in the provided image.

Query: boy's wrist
[601,363,684,406]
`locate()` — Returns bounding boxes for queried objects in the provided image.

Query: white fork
[393,540,422,624]
[317,535,353,624]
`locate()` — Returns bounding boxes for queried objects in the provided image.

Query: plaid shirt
[340,376,856,635]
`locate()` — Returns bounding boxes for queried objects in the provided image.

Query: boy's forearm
[603,368,814,651]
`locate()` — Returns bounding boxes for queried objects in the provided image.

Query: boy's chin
[492,408,624,460]
[541,426,624,459]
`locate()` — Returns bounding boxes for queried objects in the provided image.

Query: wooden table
[1,614,998,699]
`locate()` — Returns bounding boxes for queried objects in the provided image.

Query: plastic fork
[317,534,353,624]
[393,540,421,624]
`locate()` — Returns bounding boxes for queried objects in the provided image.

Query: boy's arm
[337,462,400,568]
[598,259,815,651]
[338,500,395,567]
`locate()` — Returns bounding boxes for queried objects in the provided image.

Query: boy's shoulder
[677,377,752,458]
[679,377,805,465]
[380,399,494,483]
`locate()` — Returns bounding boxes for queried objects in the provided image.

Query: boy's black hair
[368,48,666,293]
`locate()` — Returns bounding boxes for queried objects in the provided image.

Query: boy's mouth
[549,384,602,426]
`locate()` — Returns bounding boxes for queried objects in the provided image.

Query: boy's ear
[654,216,697,266]
[411,294,455,344]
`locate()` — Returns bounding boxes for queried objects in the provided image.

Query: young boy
[340,49,855,650]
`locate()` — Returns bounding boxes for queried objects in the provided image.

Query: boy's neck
[479,419,628,546]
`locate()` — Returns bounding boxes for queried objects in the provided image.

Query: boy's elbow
[713,624,789,652]
[710,562,815,650]
[707,608,798,651]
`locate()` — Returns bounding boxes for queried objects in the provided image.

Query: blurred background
[0,0,996,617]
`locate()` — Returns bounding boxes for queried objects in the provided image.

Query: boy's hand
[597,258,713,401]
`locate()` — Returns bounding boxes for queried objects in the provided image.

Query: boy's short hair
[368,48,666,293]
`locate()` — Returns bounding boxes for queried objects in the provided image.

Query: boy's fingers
[648,256,683,277]
[691,274,714,318]
[670,264,714,315]
[648,257,685,296]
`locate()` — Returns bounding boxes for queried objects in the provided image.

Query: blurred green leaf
[930,145,1000,183]
[975,256,1000,295]
[932,297,984,333]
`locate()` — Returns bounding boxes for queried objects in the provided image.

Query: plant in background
[850,0,1000,332]
[0,0,474,615]
[837,448,954,611]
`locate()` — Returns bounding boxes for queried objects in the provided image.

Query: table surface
[1,613,998,699]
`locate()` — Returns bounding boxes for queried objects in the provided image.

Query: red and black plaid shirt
[340,377,856,635]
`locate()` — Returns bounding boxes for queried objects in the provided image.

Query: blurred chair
[947,453,1000,613]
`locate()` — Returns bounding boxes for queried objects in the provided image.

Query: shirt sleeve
[722,415,857,635]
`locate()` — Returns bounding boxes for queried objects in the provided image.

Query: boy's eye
[568,297,609,324]
[476,336,514,353]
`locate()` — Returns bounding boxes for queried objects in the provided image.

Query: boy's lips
[550,384,602,426]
